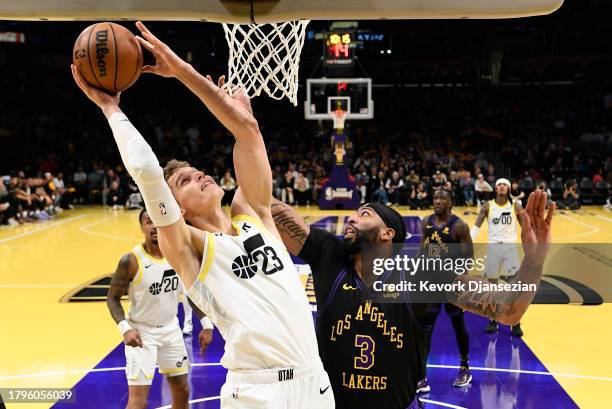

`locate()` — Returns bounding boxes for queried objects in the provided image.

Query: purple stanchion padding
[319,132,360,210]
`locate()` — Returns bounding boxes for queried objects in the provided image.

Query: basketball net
[222,20,309,106]
[332,109,347,132]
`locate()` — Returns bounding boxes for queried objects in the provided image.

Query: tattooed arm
[107,253,137,324]
[270,198,310,256]
[107,253,143,347]
[449,191,555,325]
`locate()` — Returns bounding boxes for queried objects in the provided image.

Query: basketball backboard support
[0,0,564,22]
[305,78,373,121]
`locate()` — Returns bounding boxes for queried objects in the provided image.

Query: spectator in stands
[409,182,429,210]
[73,166,88,204]
[220,170,237,206]
[0,178,17,225]
[460,171,475,206]
[281,169,295,205]
[294,172,312,205]
[371,170,389,205]
[510,181,526,206]
[385,171,405,206]
[406,169,420,186]
[355,164,369,205]
[431,170,447,192]
[106,180,124,210]
[593,168,604,184]
[558,180,581,210]
[485,163,497,186]
[475,173,493,206]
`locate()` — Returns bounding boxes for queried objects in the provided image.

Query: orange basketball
[72,22,143,93]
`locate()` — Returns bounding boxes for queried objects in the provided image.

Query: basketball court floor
[1,205,611,409]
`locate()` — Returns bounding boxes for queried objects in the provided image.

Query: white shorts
[485,243,521,280]
[125,318,189,386]
[220,358,334,409]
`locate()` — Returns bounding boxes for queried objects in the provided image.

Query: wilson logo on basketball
[95,30,109,77]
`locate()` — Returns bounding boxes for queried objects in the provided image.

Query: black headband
[362,203,407,244]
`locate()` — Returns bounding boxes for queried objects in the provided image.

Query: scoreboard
[324,32,354,66]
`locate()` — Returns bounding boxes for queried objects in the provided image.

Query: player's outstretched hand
[518,190,555,257]
[205,74,254,116]
[135,21,187,78]
[71,64,120,110]
[123,329,143,348]
[198,329,213,356]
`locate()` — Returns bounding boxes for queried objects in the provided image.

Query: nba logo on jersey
[232,387,240,399]
[159,202,167,215]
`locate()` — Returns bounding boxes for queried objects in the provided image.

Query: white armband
[118,320,133,335]
[470,226,480,241]
[108,112,180,227]
[200,317,214,330]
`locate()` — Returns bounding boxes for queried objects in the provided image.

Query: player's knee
[126,394,148,409]
[168,375,190,399]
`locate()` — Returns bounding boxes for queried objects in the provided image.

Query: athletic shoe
[486,320,498,334]
[452,367,472,388]
[416,378,430,394]
[511,323,523,337]
[183,319,193,335]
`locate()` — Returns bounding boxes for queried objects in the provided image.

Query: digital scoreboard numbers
[324,32,354,66]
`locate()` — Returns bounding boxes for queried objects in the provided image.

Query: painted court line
[556,214,600,240]
[2,362,611,383]
[428,364,612,382]
[0,284,77,289]
[155,396,466,409]
[79,214,135,242]
[595,214,612,223]
[0,215,86,245]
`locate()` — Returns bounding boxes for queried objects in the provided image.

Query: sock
[460,355,469,369]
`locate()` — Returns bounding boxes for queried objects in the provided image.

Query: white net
[222,20,309,106]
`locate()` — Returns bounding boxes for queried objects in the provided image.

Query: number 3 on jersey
[354,334,375,370]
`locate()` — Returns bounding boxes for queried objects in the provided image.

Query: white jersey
[127,244,181,327]
[487,199,518,243]
[188,214,319,371]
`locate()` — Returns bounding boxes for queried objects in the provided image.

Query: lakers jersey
[127,244,181,327]
[487,199,517,243]
[187,214,319,371]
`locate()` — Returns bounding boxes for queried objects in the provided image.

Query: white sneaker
[183,319,193,335]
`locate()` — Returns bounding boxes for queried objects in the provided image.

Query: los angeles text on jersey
[373,280,537,293]
[329,300,403,391]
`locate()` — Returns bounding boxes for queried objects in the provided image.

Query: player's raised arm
[271,198,311,255]
[448,191,555,325]
[71,65,201,288]
[134,22,272,216]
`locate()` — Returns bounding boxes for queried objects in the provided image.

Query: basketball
[72,22,143,93]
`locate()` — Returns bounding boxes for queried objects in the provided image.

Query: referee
[271,191,554,409]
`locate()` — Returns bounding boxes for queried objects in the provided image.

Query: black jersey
[299,228,431,409]
[423,213,461,251]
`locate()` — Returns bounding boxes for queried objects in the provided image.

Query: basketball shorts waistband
[226,358,323,385]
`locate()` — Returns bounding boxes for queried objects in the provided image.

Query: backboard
[0,0,564,22]
[305,78,373,121]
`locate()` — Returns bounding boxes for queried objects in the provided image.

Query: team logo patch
[176,356,187,368]
[149,282,162,295]
[232,255,258,279]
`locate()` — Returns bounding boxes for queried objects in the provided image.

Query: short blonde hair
[163,159,191,182]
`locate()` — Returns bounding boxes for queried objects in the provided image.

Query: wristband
[200,317,214,330]
[118,320,133,335]
[470,226,480,241]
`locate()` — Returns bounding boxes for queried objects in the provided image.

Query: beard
[341,227,378,255]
